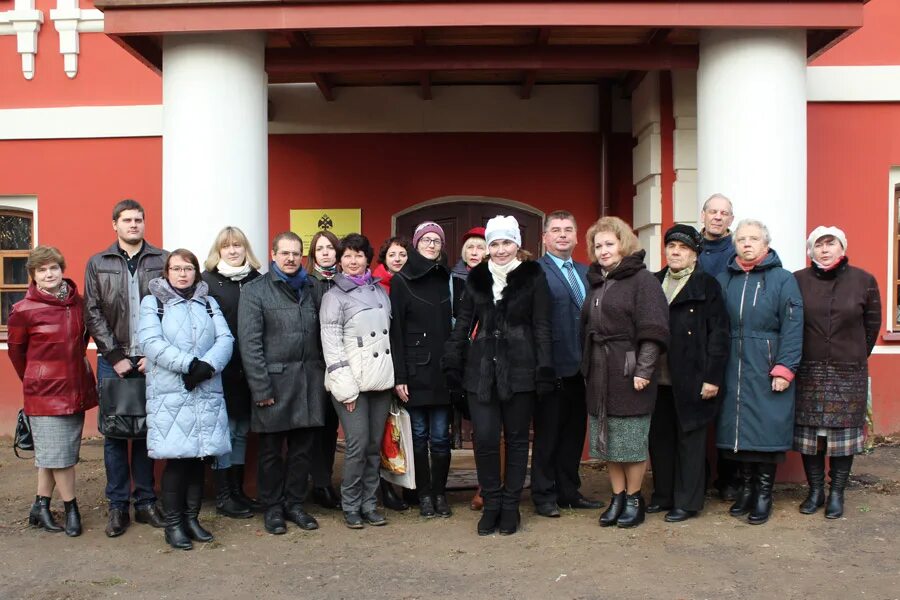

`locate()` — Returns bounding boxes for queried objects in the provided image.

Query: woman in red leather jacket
[7,246,98,537]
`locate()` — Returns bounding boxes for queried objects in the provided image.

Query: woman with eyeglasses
[139,249,234,550]
[390,222,454,518]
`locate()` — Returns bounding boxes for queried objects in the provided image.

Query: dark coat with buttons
[442,260,555,403]
[655,266,730,432]
[538,253,589,378]
[238,269,326,433]
[390,250,452,407]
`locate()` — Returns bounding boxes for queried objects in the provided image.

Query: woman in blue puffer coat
[138,248,234,551]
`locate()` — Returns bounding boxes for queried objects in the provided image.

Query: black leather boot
[826,455,853,519]
[477,490,501,536]
[616,493,646,528]
[162,489,192,550]
[799,452,826,515]
[215,468,252,519]
[29,495,63,533]
[231,465,264,512]
[748,463,776,525]
[599,492,626,527]
[183,481,214,542]
[380,479,409,512]
[63,498,82,537]
[413,450,435,517]
[105,506,130,537]
[729,463,755,517]
[431,453,452,518]
[498,507,521,535]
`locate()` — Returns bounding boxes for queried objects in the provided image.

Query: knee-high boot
[826,455,853,519]
[184,478,214,543]
[431,453,452,518]
[799,452,826,514]
[728,463,755,517]
[414,450,435,518]
[162,486,191,550]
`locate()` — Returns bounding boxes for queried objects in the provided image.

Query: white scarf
[487,258,522,303]
[216,259,252,281]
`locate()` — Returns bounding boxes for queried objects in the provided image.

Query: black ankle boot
[380,479,409,512]
[498,508,521,535]
[419,495,437,518]
[162,490,192,551]
[729,463,755,517]
[616,493,646,528]
[477,508,500,536]
[748,463,776,525]
[29,495,63,533]
[826,455,853,519]
[231,465,264,512]
[599,492,626,527]
[215,468,252,519]
[413,450,434,517]
[799,452,826,515]
[183,481,213,542]
[430,453,452,518]
[63,498,82,537]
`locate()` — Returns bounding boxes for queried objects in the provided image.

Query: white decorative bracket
[0,0,44,80]
[50,0,103,78]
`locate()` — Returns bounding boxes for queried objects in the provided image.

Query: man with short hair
[698,193,736,277]
[697,193,742,501]
[84,199,168,537]
[532,210,603,517]
[239,232,326,535]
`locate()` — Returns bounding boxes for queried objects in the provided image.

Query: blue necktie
[562,261,585,307]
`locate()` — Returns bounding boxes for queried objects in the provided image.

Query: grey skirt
[590,414,651,463]
[30,413,84,468]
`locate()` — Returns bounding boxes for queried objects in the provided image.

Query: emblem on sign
[318,214,334,230]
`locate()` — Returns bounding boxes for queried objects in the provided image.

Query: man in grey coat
[238,232,326,535]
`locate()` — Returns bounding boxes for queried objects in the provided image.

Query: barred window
[0,209,33,329]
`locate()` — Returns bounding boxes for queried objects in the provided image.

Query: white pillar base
[698,29,807,271]
[162,32,269,265]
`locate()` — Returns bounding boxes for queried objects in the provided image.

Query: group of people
[9,194,879,548]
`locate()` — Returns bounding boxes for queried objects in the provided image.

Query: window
[0,209,33,329]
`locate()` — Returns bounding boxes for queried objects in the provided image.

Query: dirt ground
[1,438,898,600]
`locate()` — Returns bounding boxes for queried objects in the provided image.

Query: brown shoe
[470,488,484,511]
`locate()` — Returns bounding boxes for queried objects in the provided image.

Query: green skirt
[589,414,651,463]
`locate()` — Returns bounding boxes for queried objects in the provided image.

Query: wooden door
[395,200,543,264]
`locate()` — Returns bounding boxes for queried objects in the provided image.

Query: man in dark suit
[532,210,603,516]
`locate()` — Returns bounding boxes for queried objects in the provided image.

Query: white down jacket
[320,273,394,403]
[138,278,233,459]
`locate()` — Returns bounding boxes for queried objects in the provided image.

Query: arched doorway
[393,196,544,262]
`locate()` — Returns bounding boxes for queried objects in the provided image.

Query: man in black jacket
[84,199,168,537]
[532,211,603,517]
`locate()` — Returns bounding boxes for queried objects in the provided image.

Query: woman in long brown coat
[581,217,669,529]
[793,226,881,519]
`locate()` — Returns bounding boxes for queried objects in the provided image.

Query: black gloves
[182,359,216,392]
[444,369,463,392]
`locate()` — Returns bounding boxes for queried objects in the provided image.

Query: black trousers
[257,428,315,508]
[530,375,588,506]
[310,398,340,487]
[468,391,534,510]
[649,386,707,512]
[161,458,204,513]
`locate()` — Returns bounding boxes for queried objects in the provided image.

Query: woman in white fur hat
[442,215,555,536]
[793,226,881,519]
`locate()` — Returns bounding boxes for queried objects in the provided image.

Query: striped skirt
[793,425,865,457]
[30,413,85,468]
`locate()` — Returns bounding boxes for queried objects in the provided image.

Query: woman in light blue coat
[138,248,233,551]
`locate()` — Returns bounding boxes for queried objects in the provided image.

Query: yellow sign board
[290,209,362,254]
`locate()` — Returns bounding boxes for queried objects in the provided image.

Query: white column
[162,33,269,265]
[697,29,807,271]
[631,71,663,272]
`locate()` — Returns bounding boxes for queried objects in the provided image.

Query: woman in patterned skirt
[793,226,881,518]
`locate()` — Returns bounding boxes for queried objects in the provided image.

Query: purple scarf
[346,270,373,287]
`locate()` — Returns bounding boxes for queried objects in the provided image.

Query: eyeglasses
[276,251,302,258]
[420,237,443,247]
[169,266,195,273]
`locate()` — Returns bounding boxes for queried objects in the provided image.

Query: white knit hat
[806,225,847,259]
[484,215,521,247]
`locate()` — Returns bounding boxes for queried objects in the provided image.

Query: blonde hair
[585,217,641,261]
[27,245,65,277]
[204,226,262,271]
[460,236,487,261]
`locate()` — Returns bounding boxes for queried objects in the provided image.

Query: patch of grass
[858,505,871,513]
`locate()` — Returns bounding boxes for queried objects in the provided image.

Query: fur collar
[467,259,543,303]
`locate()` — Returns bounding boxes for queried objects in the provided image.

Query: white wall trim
[0,0,43,80]
[50,0,104,79]
[0,105,163,140]
[808,66,900,102]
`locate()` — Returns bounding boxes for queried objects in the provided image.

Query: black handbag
[14,409,33,458]
[98,372,148,439]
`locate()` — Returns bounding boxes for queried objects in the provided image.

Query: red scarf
[736,251,769,272]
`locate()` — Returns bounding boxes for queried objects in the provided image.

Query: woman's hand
[345,400,357,413]
[700,382,719,400]
[633,377,650,391]
[395,384,409,403]
[137,357,147,374]
[771,376,790,392]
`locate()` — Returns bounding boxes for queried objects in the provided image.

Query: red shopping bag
[380,403,416,489]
